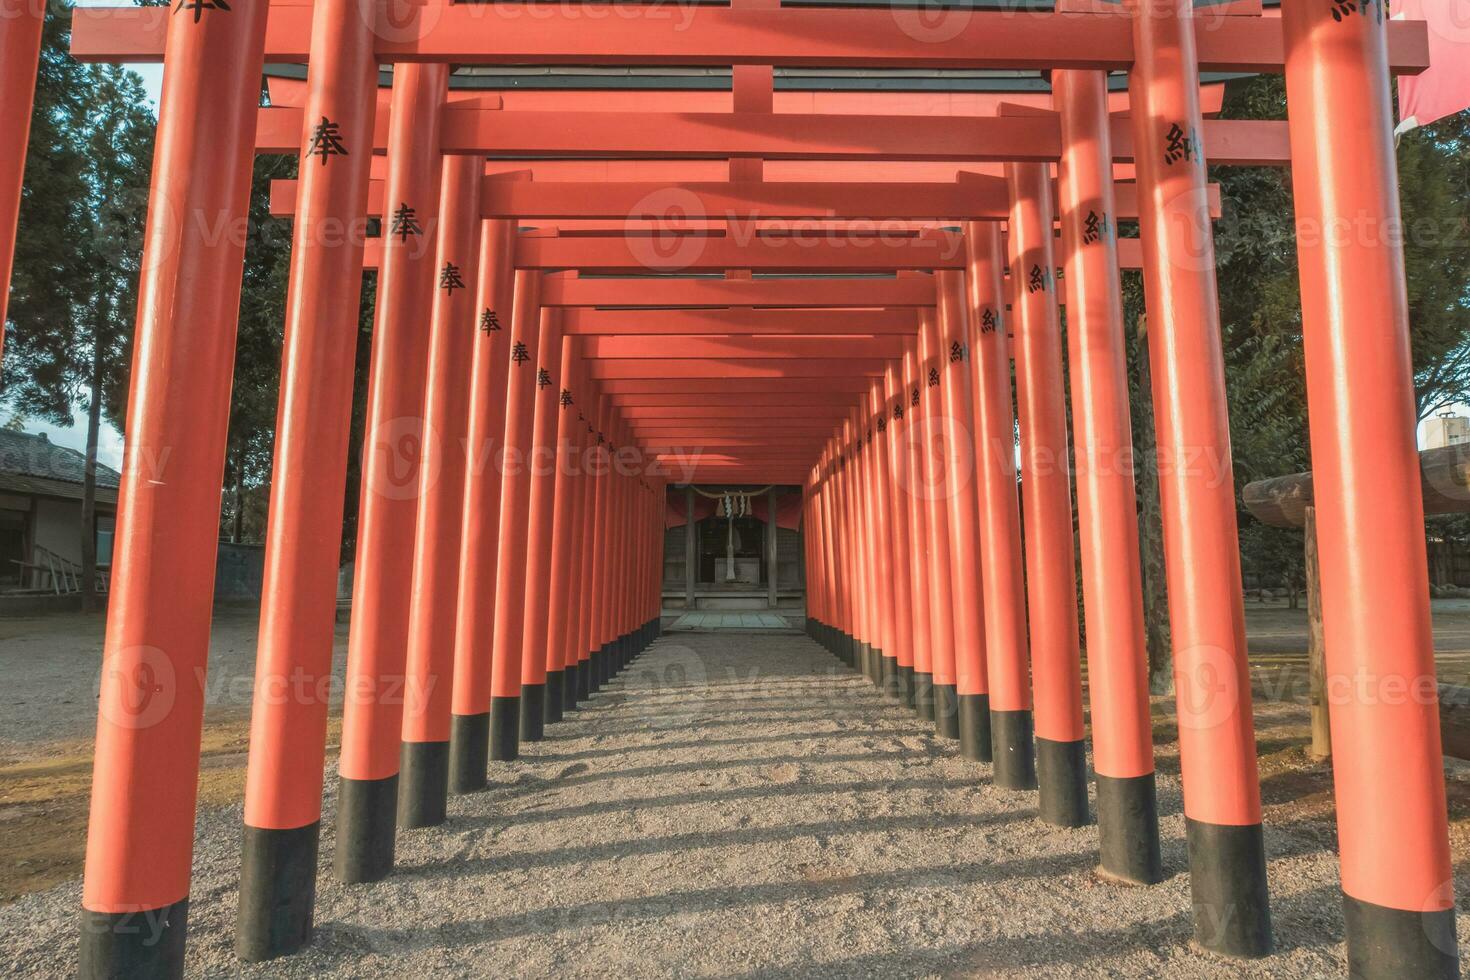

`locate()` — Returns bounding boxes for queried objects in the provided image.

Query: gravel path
[4,630,1468,977]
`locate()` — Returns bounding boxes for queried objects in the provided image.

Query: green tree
[2,3,154,607]
[72,64,154,603]
[220,153,293,544]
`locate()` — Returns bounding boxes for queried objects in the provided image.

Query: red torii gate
[0,0,1447,977]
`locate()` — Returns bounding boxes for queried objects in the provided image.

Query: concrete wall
[32,498,84,565]
[215,542,266,601]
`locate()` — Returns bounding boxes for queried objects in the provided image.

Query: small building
[0,429,118,593]
[1425,413,1470,451]
[663,485,805,613]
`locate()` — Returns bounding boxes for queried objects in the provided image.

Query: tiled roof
[0,429,121,491]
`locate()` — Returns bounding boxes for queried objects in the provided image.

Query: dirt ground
[2,604,1470,976]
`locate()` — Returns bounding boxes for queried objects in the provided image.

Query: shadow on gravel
[450,775,998,831]
[708,881,1345,977]
[395,809,1031,879]
[319,851,1096,957]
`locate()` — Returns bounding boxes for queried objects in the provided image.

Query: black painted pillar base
[448,712,489,794]
[582,652,599,696]
[545,671,565,724]
[1184,818,1273,958]
[576,659,592,701]
[1035,738,1090,828]
[1344,893,1459,979]
[854,641,870,679]
[933,684,961,739]
[236,823,318,962]
[1095,773,1164,885]
[991,709,1038,790]
[334,774,398,884]
[489,696,521,761]
[880,656,900,699]
[398,740,449,828]
[914,672,935,721]
[520,684,546,742]
[958,693,992,763]
[562,666,579,712]
[842,632,857,668]
[900,665,917,711]
[80,897,189,980]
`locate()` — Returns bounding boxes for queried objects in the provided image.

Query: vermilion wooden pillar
[826,440,850,664]
[858,402,876,687]
[1282,3,1457,974]
[603,421,630,675]
[235,0,377,957]
[876,359,911,705]
[447,217,516,792]
[830,430,853,664]
[834,435,858,668]
[1054,67,1164,883]
[399,154,482,827]
[647,477,666,648]
[545,342,589,718]
[618,426,642,668]
[866,380,900,697]
[335,63,447,886]
[851,412,876,679]
[1130,0,1270,956]
[817,446,841,659]
[489,269,544,759]
[0,0,44,365]
[801,478,816,641]
[919,307,960,739]
[598,422,625,680]
[1007,162,1086,824]
[901,337,936,718]
[78,0,269,974]
[584,399,613,689]
[882,363,918,709]
[518,307,564,742]
[937,270,992,763]
[573,396,609,701]
[843,413,873,680]
[858,393,876,687]
[817,449,840,664]
[963,222,1032,788]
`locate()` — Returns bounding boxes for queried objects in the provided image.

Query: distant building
[1425,414,1470,450]
[0,429,118,593]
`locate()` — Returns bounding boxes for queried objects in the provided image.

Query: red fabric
[748,494,804,531]
[1397,1,1470,130]
[665,494,718,529]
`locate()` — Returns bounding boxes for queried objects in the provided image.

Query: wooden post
[685,485,697,609]
[767,487,779,609]
[1303,506,1330,761]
